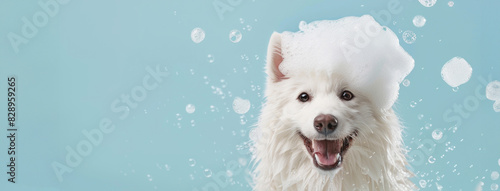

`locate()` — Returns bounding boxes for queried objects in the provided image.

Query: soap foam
[278,15,414,109]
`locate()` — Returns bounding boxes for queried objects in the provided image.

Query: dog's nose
[314,114,338,135]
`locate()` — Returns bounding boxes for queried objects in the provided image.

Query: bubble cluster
[413,15,426,27]
[441,57,472,88]
[229,29,242,43]
[191,28,205,43]
[402,30,417,44]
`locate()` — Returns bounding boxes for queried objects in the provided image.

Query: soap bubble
[204,169,213,178]
[186,104,195,114]
[486,81,500,101]
[419,179,427,188]
[403,79,411,87]
[207,54,215,63]
[494,101,500,112]
[418,114,424,120]
[432,129,443,140]
[188,158,196,167]
[492,183,499,191]
[229,29,242,43]
[441,57,472,87]
[191,28,205,43]
[410,101,417,108]
[299,21,307,31]
[491,171,499,180]
[428,156,436,164]
[233,97,251,114]
[448,1,454,7]
[413,15,426,27]
[402,30,417,44]
[419,0,437,7]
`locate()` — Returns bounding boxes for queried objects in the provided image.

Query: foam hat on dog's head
[266,15,414,109]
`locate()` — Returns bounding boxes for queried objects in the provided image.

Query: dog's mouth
[298,131,356,171]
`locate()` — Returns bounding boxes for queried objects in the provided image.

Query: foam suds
[278,15,414,109]
[441,57,472,88]
[486,81,500,101]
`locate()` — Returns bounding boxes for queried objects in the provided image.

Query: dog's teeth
[336,153,340,159]
[315,153,320,162]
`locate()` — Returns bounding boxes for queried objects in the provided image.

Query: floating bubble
[191,28,205,43]
[402,30,417,44]
[226,170,233,177]
[233,97,251,114]
[441,57,472,88]
[419,0,437,7]
[299,21,307,31]
[229,29,242,43]
[492,171,499,180]
[425,123,432,129]
[204,169,213,178]
[486,81,500,101]
[419,179,427,188]
[410,101,417,108]
[413,15,426,27]
[432,129,443,140]
[493,183,499,191]
[403,79,411,87]
[452,87,459,92]
[418,114,424,120]
[448,1,454,7]
[164,164,171,171]
[428,156,436,164]
[207,54,215,63]
[494,101,500,112]
[436,182,443,191]
[239,158,248,166]
[176,113,182,121]
[188,158,196,167]
[186,104,195,114]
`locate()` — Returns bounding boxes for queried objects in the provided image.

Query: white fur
[251,30,415,191]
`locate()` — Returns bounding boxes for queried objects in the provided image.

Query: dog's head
[264,32,384,174]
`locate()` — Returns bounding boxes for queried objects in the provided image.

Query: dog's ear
[266,32,286,82]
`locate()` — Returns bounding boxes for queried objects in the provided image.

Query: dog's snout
[314,114,338,135]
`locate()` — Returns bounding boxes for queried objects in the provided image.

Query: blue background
[1,0,499,190]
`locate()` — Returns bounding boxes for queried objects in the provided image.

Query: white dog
[252,15,416,191]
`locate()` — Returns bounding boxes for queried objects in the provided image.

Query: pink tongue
[313,140,342,166]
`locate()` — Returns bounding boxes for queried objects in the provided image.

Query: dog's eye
[298,92,310,102]
[341,90,354,101]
